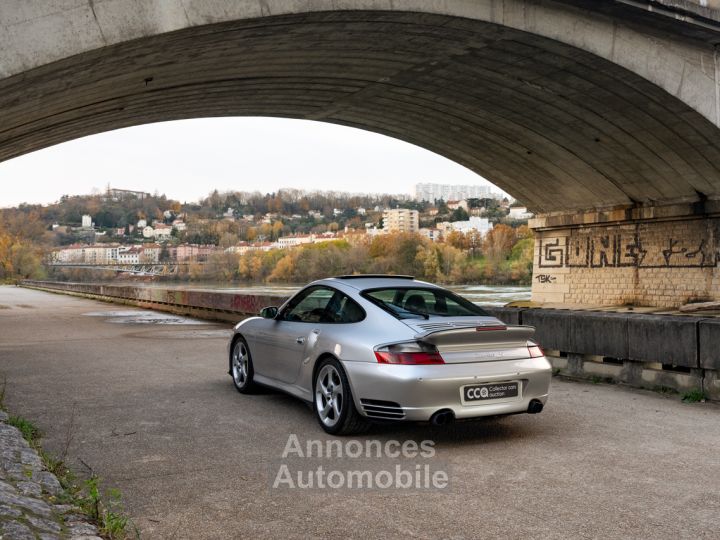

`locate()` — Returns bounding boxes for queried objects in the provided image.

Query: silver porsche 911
[227,275,551,434]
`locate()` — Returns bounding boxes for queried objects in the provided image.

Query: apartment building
[414,182,499,202]
[382,208,419,233]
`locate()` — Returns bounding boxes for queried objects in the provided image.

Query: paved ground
[0,286,718,539]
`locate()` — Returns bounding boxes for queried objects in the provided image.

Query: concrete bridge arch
[1,0,720,214]
[4,0,720,307]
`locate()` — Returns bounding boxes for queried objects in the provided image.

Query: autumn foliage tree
[173,228,535,286]
[0,210,47,281]
[483,224,517,261]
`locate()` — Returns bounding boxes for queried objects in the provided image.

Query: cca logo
[466,387,490,400]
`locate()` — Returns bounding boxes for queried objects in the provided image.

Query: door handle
[296,337,305,344]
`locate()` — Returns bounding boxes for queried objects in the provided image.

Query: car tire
[230,336,257,394]
[313,357,370,435]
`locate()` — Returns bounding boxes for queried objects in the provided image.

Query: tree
[435,199,449,214]
[515,224,532,239]
[219,232,239,248]
[445,231,469,250]
[271,221,284,241]
[267,253,297,281]
[268,195,284,214]
[483,224,516,260]
[207,190,223,212]
[11,244,45,279]
[466,230,483,257]
[450,207,469,222]
[508,237,534,282]
[415,244,441,282]
[479,198,508,223]
[0,231,45,281]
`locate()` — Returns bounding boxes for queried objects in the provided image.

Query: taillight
[374,342,444,365]
[528,342,544,358]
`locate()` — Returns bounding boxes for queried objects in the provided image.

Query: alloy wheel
[315,364,344,427]
[232,341,249,387]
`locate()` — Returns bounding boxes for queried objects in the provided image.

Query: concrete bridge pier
[530,201,720,309]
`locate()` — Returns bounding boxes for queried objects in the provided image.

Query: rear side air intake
[360,399,405,420]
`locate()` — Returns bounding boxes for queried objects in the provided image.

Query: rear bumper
[343,357,552,422]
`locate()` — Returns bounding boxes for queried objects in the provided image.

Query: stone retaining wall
[0,410,101,539]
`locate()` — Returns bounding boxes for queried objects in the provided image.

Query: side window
[281,287,335,323]
[280,286,365,323]
[333,295,365,323]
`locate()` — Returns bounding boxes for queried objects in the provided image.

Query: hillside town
[46,183,530,267]
[1,183,535,285]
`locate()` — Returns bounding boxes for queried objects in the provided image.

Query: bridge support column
[529,202,720,308]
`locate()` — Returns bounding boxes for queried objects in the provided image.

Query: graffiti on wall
[538,229,719,269]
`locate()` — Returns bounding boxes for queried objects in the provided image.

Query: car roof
[318,275,439,292]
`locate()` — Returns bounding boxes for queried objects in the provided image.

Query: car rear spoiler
[415,324,536,348]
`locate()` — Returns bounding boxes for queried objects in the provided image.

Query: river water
[130,282,531,307]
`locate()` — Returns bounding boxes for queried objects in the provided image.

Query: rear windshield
[362,287,489,320]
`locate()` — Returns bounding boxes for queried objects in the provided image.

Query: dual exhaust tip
[429,409,454,426]
[430,399,544,425]
[527,399,544,414]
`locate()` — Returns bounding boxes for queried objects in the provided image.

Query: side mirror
[260,306,278,319]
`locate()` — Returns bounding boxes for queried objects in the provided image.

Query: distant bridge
[46,263,193,277]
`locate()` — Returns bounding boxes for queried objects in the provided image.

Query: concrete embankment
[485,306,720,401]
[20,280,288,323]
[20,280,719,400]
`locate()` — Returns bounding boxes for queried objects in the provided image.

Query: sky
[0,117,502,208]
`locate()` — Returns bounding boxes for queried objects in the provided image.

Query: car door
[262,286,337,384]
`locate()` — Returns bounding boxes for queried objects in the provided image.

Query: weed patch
[8,415,41,443]
[681,389,707,403]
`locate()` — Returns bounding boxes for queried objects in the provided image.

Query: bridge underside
[2,10,720,213]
